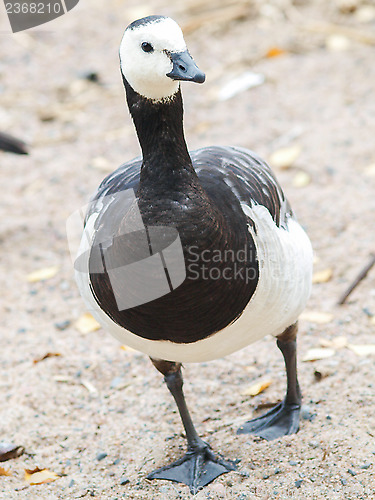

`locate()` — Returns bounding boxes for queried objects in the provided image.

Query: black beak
[167,50,205,84]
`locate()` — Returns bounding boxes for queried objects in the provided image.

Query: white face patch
[119,17,187,101]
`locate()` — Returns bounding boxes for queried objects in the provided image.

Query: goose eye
[141,42,154,53]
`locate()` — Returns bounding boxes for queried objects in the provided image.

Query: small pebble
[295,479,303,488]
[82,71,100,83]
[60,280,70,291]
[348,469,357,476]
[340,478,347,485]
[274,467,281,474]
[360,463,371,470]
[362,307,373,317]
[262,473,270,480]
[289,460,298,466]
[110,377,124,389]
[120,476,130,485]
[55,320,71,331]
[326,415,332,420]
[96,452,108,461]
[113,458,120,465]
[301,405,315,421]
[309,441,320,449]
[0,442,25,461]
[69,479,75,487]
[239,468,250,478]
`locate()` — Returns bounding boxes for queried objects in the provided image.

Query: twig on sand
[338,253,375,305]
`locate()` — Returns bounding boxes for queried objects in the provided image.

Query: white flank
[75,205,313,363]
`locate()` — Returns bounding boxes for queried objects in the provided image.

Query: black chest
[89,179,259,343]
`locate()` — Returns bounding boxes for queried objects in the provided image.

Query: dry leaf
[24,467,59,485]
[26,266,59,283]
[74,313,101,334]
[269,145,302,169]
[241,379,272,397]
[319,336,347,349]
[292,171,311,188]
[300,311,334,324]
[266,47,286,58]
[312,268,333,284]
[33,352,61,364]
[0,467,12,476]
[303,348,335,362]
[0,442,24,462]
[348,344,375,356]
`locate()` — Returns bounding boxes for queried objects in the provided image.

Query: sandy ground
[1,0,375,498]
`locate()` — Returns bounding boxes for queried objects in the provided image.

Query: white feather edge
[75,204,313,363]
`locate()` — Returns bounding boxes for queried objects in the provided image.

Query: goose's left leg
[237,323,301,440]
[147,358,236,494]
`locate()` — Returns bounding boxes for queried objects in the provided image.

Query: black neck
[123,77,198,188]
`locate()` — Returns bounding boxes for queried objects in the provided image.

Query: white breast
[75,205,313,363]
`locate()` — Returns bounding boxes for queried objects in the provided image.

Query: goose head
[119,15,205,101]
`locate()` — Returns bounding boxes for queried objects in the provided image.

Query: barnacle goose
[75,15,313,493]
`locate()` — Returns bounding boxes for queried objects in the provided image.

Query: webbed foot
[237,400,300,440]
[147,442,236,494]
